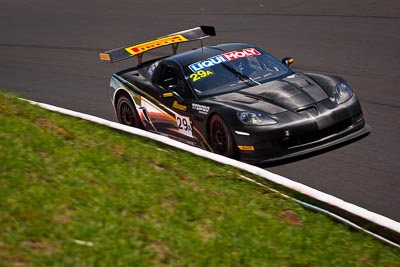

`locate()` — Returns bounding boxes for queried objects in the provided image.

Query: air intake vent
[296,106,318,118]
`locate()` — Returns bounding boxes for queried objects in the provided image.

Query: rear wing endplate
[99,25,215,64]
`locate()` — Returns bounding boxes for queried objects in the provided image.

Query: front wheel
[209,115,237,158]
[116,95,143,128]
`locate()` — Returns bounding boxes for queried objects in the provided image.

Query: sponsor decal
[192,103,210,115]
[188,48,261,72]
[172,101,187,111]
[125,34,189,56]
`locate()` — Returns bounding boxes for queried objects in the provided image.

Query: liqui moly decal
[189,48,261,72]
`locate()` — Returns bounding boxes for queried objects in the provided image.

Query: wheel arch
[206,110,239,158]
[206,111,227,142]
[113,88,136,110]
[206,108,238,139]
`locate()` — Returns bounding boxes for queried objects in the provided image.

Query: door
[146,64,196,144]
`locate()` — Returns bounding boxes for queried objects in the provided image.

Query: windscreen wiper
[221,62,261,85]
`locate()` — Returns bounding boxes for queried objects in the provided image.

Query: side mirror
[282,57,295,67]
[160,90,183,102]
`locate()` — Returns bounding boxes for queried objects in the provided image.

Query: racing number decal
[189,70,213,82]
[176,114,192,137]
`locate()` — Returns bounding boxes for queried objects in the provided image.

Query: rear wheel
[116,95,143,128]
[209,115,236,158]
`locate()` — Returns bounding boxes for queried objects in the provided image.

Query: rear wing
[99,25,216,64]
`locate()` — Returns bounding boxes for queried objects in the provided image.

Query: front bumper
[233,97,371,164]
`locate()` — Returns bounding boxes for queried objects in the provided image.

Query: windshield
[183,47,292,97]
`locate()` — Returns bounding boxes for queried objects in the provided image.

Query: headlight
[237,111,277,125]
[332,83,353,104]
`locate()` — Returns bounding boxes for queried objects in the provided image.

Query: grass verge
[0,91,399,266]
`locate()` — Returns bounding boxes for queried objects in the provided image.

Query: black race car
[100,26,370,163]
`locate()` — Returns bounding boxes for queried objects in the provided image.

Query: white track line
[24,99,400,247]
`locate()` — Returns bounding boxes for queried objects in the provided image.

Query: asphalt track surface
[1,0,399,222]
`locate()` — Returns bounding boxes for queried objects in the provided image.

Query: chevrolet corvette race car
[100,26,370,163]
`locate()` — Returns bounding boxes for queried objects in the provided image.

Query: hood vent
[296,106,319,118]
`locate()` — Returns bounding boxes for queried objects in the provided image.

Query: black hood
[211,73,329,114]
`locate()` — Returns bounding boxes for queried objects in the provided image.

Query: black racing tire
[209,114,237,158]
[116,95,143,128]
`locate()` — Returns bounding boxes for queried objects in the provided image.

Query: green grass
[0,91,399,266]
